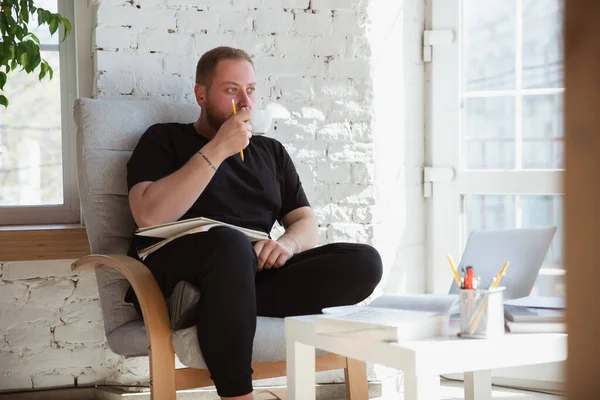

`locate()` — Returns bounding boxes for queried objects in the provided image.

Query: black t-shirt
[126,122,310,257]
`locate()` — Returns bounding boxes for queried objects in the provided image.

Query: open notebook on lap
[448,227,557,300]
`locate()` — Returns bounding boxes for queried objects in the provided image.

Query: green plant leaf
[40,9,52,27]
[49,17,58,35]
[29,53,40,70]
[9,22,18,36]
[62,16,72,33]
[39,62,47,80]
[19,52,29,70]
[0,1,71,102]
[0,43,8,63]
[24,39,37,55]
[19,4,29,24]
[25,32,40,44]
[61,16,71,40]
[37,8,46,25]
[16,25,24,40]
[25,1,32,22]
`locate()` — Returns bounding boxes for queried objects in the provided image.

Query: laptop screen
[448,227,557,300]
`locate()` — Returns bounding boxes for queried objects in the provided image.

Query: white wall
[0,0,425,390]
[0,261,107,390]
[91,0,425,292]
[370,0,425,297]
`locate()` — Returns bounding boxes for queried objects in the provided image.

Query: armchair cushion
[107,316,296,369]
[73,98,200,342]
[107,320,149,357]
[173,316,288,369]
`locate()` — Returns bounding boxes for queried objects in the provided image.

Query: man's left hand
[254,238,295,272]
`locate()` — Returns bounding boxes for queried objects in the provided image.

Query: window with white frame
[426,0,564,296]
[0,0,79,225]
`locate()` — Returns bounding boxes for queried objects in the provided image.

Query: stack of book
[504,296,565,333]
[314,294,458,342]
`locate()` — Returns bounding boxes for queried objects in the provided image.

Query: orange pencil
[231,99,244,161]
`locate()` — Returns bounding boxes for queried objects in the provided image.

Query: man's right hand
[213,108,253,158]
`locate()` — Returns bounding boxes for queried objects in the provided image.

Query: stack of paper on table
[316,294,458,342]
[368,294,459,314]
[504,296,566,333]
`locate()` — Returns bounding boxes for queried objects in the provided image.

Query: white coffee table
[285,315,567,400]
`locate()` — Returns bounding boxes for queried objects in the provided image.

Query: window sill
[0,224,90,262]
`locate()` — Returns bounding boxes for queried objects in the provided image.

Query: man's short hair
[195,46,254,87]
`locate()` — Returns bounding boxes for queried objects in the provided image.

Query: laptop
[448,227,557,300]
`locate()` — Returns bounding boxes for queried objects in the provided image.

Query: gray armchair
[71,97,368,400]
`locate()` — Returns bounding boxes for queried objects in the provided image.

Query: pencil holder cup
[459,287,505,339]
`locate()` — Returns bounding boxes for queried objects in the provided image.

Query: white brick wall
[0,0,426,391]
[311,0,359,11]
[0,262,126,390]
[254,10,294,34]
[97,5,177,28]
[176,9,220,33]
[294,11,332,35]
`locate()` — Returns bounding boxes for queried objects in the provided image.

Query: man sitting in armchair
[124,46,383,400]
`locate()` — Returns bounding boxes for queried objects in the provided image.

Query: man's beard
[204,100,228,132]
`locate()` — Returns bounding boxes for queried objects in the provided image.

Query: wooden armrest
[72,255,175,375]
[71,254,169,330]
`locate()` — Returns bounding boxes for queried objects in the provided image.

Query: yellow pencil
[231,99,244,161]
[446,254,461,287]
[491,262,510,289]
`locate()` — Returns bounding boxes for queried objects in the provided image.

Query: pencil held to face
[231,99,244,161]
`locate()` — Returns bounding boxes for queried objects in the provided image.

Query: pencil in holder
[459,287,505,339]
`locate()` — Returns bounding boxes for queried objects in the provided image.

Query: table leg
[286,340,316,400]
[403,373,440,400]
[464,370,492,400]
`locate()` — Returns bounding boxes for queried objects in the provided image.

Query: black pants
[139,227,383,397]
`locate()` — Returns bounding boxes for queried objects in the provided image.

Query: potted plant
[0,0,71,108]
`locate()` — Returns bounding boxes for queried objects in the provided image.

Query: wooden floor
[0,388,95,400]
[0,381,564,400]
[406,381,564,400]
